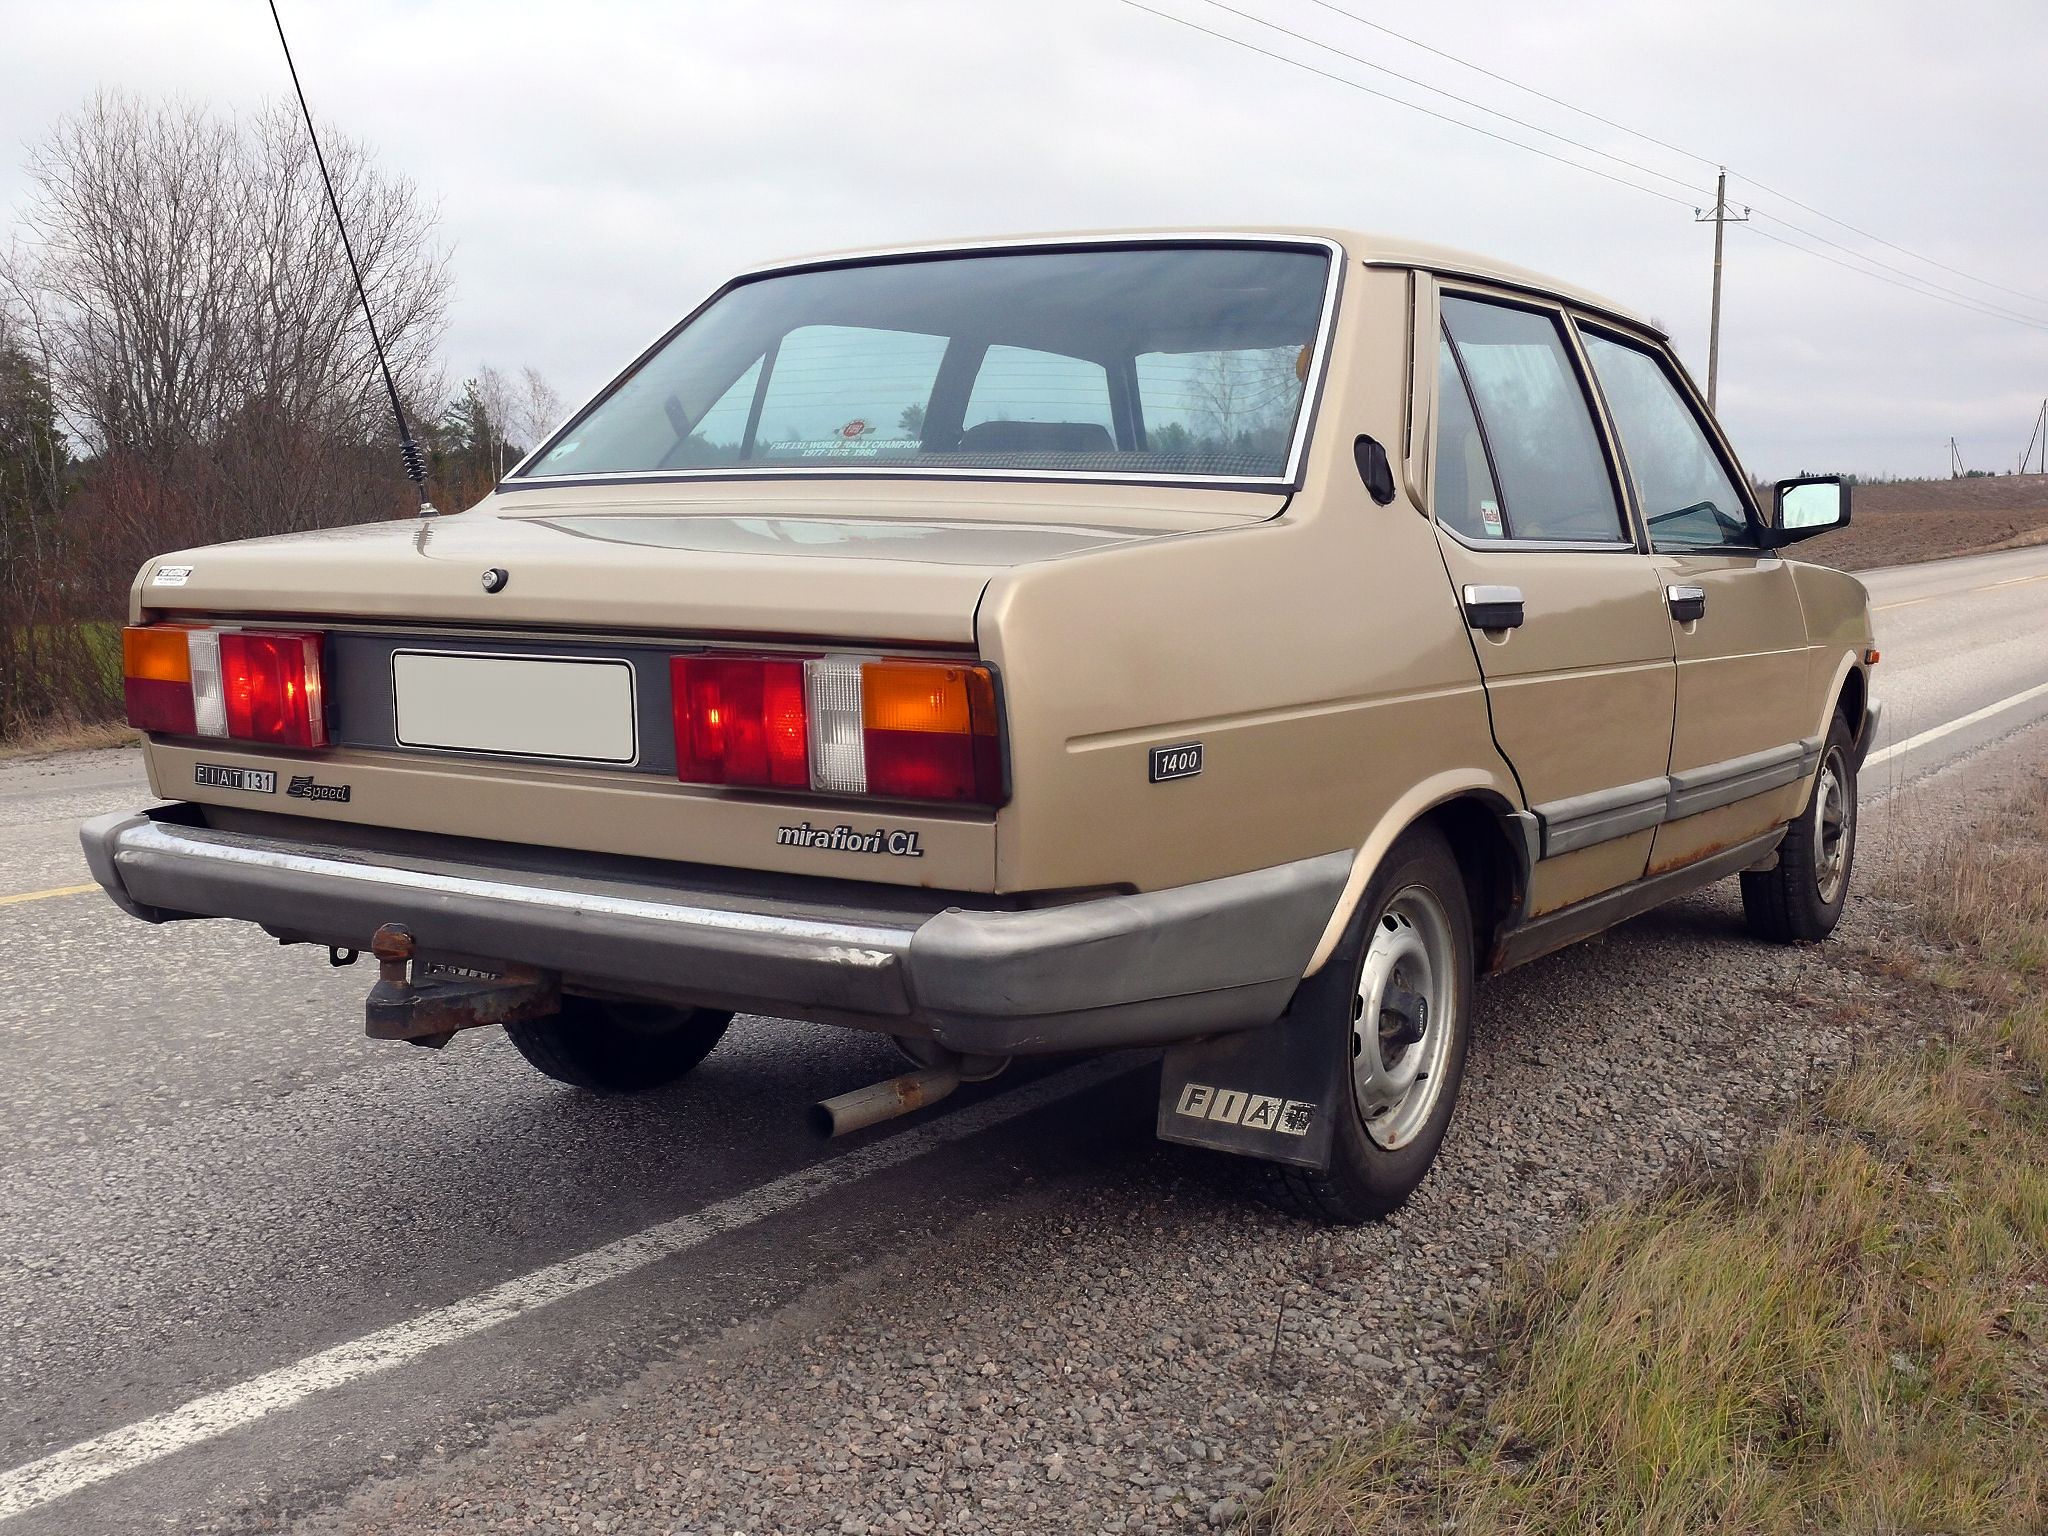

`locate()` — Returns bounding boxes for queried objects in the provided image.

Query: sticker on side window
[1479,500,1504,536]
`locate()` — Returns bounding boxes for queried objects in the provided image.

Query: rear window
[520,243,1333,484]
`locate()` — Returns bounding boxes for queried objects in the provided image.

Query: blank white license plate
[392,652,637,764]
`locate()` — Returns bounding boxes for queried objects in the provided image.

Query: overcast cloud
[3,0,2043,481]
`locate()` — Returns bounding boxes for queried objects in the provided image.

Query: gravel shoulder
[291,726,2048,1536]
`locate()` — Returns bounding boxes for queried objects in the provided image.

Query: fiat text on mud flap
[83,231,1876,1222]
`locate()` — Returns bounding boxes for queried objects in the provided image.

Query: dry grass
[0,714,139,760]
[1251,780,2048,1536]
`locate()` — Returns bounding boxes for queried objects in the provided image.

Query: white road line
[0,1054,1138,1523]
[1866,680,2048,770]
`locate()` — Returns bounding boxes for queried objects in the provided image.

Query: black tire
[505,997,734,1093]
[1742,712,1857,944]
[1259,825,1475,1225]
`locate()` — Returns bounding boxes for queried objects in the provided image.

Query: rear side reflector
[670,653,1004,806]
[122,625,328,747]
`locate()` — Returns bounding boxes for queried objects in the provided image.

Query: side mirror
[1768,476,1850,547]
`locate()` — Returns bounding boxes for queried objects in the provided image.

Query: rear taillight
[122,624,328,748]
[670,654,1004,806]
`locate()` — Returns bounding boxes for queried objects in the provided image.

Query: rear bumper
[81,806,1348,1056]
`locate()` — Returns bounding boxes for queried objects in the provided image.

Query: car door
[1576,325,1815,873]
[1430,290,1677,916]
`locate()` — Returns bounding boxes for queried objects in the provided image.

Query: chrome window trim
[502,234,1347,494]
[1436,526,1639,555]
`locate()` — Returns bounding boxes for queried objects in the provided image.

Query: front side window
[1440,295,1627,543]
[522,244,1332,483]
[1582,332,1756,550]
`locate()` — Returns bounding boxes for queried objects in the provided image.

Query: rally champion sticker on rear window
[777,822,924,858]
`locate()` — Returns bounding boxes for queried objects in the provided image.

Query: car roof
[745,225,1663,339]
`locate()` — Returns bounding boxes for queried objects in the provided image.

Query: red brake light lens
[220,631,328,747]
[670,655,810,788]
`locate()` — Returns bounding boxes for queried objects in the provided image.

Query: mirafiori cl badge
[481,567,509,593]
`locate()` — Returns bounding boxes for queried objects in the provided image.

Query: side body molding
[1529,737,1821,859]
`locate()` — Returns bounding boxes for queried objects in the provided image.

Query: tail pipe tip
[810,1064,963,1138]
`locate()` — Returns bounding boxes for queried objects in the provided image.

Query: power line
[1122,0,2048,337]
[1296,0,1717,171]
[1731,172,2048,311]
[1747,209,2048,328]
[1184,0,1708,201]
[1280,0,2048,314]
[1115,0,1704,209]
[1737,223,2048,333]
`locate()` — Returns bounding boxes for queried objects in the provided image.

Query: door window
[1582,332,1756,551]
[1440,295,1628,543]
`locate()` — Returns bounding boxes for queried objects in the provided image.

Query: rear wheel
[506,997,733,1092]
[1742,712,1857,943]
[1259,826,1474,1225]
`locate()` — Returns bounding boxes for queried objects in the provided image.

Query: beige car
[84,229,1877,1222]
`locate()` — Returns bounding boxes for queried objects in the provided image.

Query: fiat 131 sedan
[84,231,1876,1222]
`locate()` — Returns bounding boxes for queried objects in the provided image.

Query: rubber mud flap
[1155,1000,1345,1172]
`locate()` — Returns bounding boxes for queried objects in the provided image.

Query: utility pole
[2024,399,2047,475]
[1696,168,1749,410]
[1949,436,1965,478]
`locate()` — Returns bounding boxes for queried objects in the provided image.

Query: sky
[2,0,2044,482]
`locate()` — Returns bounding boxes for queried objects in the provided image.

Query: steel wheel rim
[1813,747,1852,904]
[1352,884,1456,1151]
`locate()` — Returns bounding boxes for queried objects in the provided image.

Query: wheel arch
[1303,771,1532,978]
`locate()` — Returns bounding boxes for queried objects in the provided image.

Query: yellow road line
[0,883,98,907]
[1877,569,2048,611]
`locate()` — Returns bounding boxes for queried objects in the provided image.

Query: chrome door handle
[1667,584,1707,622]
[1462,584,1524,630]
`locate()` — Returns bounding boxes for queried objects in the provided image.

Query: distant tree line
[0,93,563,740]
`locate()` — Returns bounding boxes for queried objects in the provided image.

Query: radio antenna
[266,0,438,516]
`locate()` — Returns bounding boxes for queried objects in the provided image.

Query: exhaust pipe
[810,1064,962,1137]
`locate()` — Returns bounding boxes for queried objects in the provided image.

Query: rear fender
[1302,768,1530,977]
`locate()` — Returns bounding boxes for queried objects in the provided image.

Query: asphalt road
[1,543,2045,1534]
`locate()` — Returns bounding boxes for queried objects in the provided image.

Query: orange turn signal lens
[1864,647,1881,666]
[860,662,996,736]
[122,625,192,684]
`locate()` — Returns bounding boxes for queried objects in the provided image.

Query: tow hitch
[363,922,560,1049]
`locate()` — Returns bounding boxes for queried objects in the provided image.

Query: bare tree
[11,92,450,537]
[1,92,452,737]
[515,365,565,455]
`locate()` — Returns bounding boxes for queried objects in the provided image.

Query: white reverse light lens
[186,628,227,737]
[804,656,867,794]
